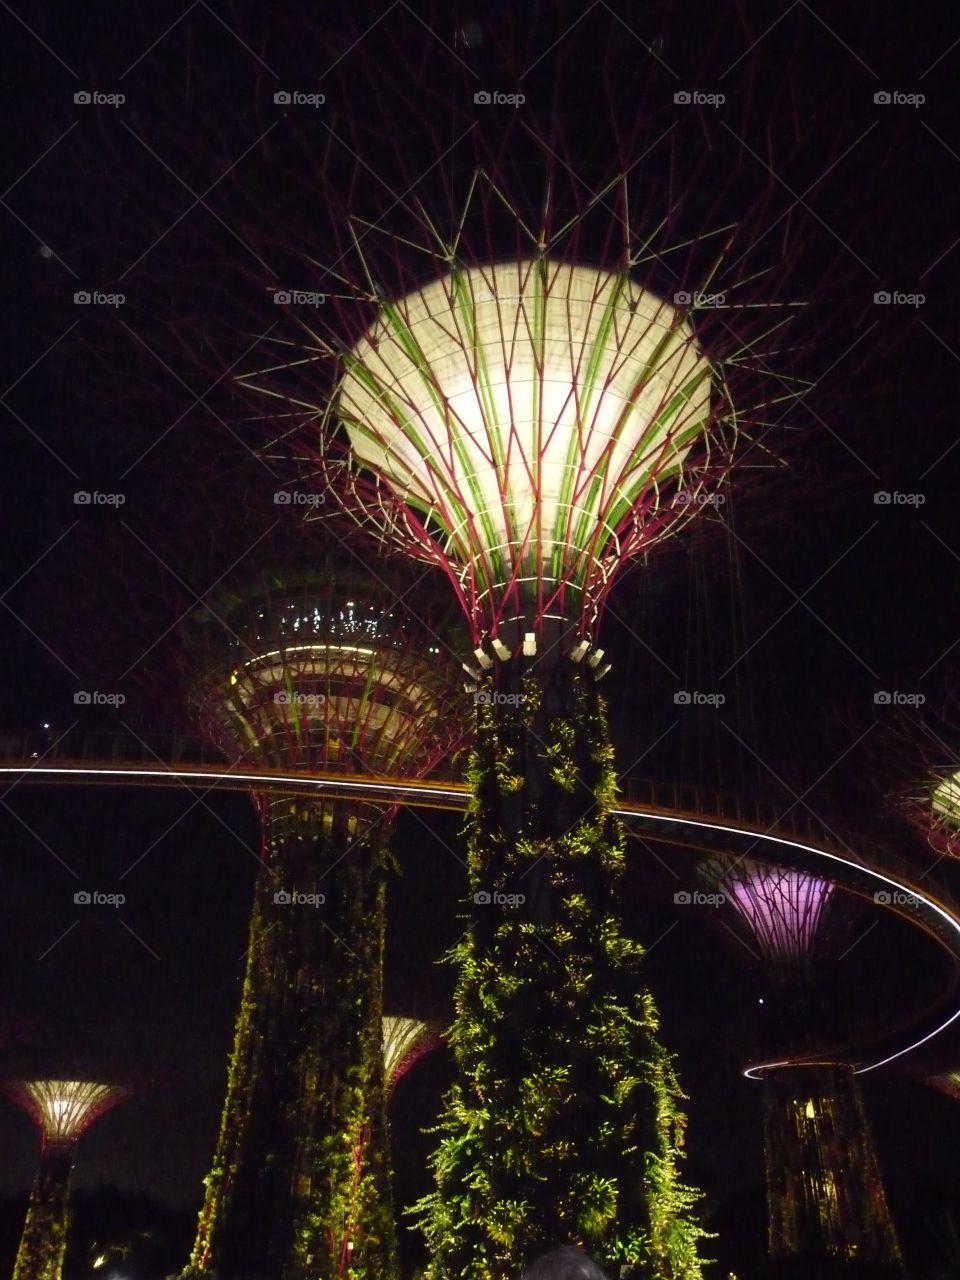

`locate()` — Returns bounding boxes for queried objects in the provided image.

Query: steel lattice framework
[251,172,799,650]
[11,1080,124,1145]
[914,768,960,859]
[188,570,463,783]
[879,690,960,861]
[187,569,467,850]
[382,1017,442,1095]
[710,858,837,963]
[334,257,723,642]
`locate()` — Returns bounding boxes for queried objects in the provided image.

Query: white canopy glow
[338,258,717,628]
[16,1081,121,1143]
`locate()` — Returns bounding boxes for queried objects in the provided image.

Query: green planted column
[415,666,707,1279]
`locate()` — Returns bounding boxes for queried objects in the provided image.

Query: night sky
[1,2,959,1275]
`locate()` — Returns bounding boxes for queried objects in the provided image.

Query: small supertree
[180,568,464,1280]
[894,692,960,860]
[929,773,960,855]
[9,1080,126,1280]
[928,1070,960,1102]
[702,857,902,1269]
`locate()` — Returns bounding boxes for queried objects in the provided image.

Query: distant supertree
[180,567,464,1280]
[720,863,836,971]
[928,1070,960,1103]
[382,1016,443,1098]
[8,1080,126,1280]
[929,774,960,854]
[702,857,902,1269]
[892,692,960,860]
[244,145,806,1275]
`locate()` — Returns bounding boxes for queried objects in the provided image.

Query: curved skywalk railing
[1,729,959,1074]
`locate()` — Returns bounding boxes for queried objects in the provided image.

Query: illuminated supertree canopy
[382,1016,442,1096]
[254,166,797,657]
[928,1069,960,1102]
[931,772,960,830]
[876,687,960,862]
[707,858,837,964]
[335,256,722,643]
[12,1080,123,1144]
[913,763,960,862]
[179,567,465,1280]
[8,1080,126,1280]
[188,570,460,783]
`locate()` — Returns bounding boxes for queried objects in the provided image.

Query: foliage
[184,801,397,1280]
[13,1147,73,1280]
[412,666,709,1279]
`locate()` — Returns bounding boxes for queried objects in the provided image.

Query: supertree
[382,1016,443,1098]
[179,566,464,1280]
[700,857,902,1270]
[238,130,809,1273]
[892,691,960,861]
[8,1080,126,1280]
[928,1070,960,1102]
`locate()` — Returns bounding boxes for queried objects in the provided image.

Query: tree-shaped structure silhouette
[9,1080,126,1280]
[703,856,902,1269]
[180,568,464,1280]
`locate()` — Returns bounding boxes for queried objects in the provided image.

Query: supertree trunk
[414,663,707,1280]
[13,1143,74,1280]
[186,796,396,1280]
[762,1064,902,1271]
